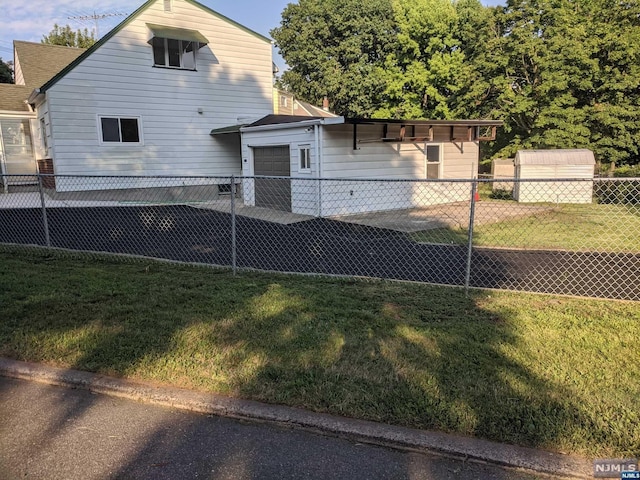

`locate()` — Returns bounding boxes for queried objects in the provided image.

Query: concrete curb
[0,358,592,479]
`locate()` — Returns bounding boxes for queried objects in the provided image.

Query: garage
[253,146,291,212]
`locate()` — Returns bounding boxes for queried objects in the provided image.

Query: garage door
[253,146,291,212]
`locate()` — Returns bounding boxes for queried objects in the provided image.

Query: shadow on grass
[0,247,621,462]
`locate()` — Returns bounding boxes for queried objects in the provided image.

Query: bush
[594,178,640,205]
[613,164,640,178]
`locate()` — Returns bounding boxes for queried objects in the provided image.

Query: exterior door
[253,146,291,212]
[0,118,37,185]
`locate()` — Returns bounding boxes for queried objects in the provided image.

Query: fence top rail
[1,174,638,183]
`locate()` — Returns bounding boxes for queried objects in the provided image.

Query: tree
[271,0,398,117]
[374,0,487,119]
[0,58,13,84]
[458,0,640,165]
[41,24,96,48]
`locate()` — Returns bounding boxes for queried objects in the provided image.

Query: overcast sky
[1,0,505,69]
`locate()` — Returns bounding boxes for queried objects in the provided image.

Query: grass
[411,201,640,252]
[1,245,639,458]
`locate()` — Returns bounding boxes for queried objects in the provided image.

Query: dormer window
[147,24,208,70]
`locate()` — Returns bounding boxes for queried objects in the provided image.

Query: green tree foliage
[273,0,640,165]
[0,58,13,84]
[41,24,96,48]
[271,0,398,117]
[457,0,640,165]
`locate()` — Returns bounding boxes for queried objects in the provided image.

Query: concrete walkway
[0,358,592,479]
[330,201,553,233]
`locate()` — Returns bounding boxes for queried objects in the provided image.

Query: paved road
[1,205,637,300]
[0,377,549,480]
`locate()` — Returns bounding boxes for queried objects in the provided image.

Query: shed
[513,149,595,204]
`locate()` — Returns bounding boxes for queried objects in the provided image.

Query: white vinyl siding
[13,54,25,86]
[43,0,273,190]
[318,124,479,215]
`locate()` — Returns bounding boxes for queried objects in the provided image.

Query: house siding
[43,0,273,191]
[13,51,25,86]
[318,124,478,216]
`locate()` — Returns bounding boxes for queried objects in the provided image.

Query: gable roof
[0,84,32,112]
[515,149,596,166]
[14,41,85,88]
[38,0,271,94]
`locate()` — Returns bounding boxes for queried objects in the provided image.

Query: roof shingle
[13,41,86,89]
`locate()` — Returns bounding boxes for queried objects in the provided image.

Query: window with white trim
[39,117,48,152]
[426,144,441,179]
[99,116,142,144]
[299,145,312,172]
[152,38,197,69]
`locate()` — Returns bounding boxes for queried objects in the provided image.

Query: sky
[0,0,504,70]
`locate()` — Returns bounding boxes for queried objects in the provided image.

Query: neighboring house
[24,0,275,192]
[274,90,337,118]
[237,115,501,215]
[0,41,84,191]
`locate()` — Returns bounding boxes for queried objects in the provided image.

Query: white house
[236,115,502,215]
[26,0,274,192]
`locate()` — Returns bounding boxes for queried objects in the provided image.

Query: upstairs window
[147,24,208,71]
[152,38,197,69]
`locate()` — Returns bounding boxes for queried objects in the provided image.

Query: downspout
[314,124,322,217]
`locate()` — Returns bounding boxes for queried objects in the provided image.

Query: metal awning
[209,124,246,136]
[146,24,209,46]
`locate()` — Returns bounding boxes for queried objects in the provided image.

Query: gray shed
[514,149,595,203]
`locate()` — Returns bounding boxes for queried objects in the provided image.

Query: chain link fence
[1,174,638,300]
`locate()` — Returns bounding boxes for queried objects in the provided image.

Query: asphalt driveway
[0,205,637,300]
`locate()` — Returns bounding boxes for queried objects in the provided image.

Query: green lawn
[1,246,639,458]
[411,202,640,252]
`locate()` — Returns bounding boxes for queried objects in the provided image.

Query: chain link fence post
[231,175,237,275]
[37,174,51,247]
[464,179,478,296]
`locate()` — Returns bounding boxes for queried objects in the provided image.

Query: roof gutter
[27,88,44,105]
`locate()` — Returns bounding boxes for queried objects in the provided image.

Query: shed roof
[515,149,595,166]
